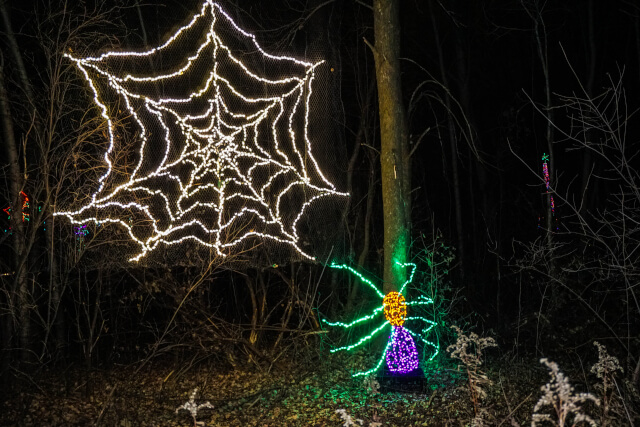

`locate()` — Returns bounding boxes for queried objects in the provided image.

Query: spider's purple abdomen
[386,326,419,374]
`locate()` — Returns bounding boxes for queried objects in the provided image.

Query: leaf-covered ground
[0,350,558,426]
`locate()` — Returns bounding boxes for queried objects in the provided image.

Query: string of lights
[386,326,419,374]
[54,0,347,262]
[3,191,31,233]
[74,224,90,250]
[542,153,555,215]
[3,191,30,222]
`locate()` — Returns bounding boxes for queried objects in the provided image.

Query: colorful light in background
[3,191,31,233]
[74,224,90,251]
[21,192,30,222]
[540,153,559,231]
[542,153,555,215]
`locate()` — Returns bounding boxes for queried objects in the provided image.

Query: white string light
[55,1,347,262]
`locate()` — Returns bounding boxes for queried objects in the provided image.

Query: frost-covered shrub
[175,388,214,427]
[591,342,623,426]
[447,325,497,419]
[532,359,599,427]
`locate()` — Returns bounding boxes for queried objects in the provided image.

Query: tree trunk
[429,4,466,281]
[0,53,31,369]
[373,0,410,293]
[0,56,16,384]
[524,0,555,245]
[0,3,35,104]
[245,274,259,347]
[346,78,376,310]
[580,0,596,213]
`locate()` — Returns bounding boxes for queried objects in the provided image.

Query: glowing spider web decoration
[322,262,439,377]
[55,1,346,262]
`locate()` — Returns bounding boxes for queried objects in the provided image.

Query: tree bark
[580,0,596,213]
[429,5,466,280]
[346,78,376,310]
[525,0,555,245]
[0,3,35,104]
[373,0,410,293]
[0,53,30,366]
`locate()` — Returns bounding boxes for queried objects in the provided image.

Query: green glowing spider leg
[406,297,434,307]
[405,316,436,331]
[330,263,385,299]
[405,325,440,361]
[396,262,417,294]
[329,321,390,353]
[352,338,392,377]
[322,306,383,328]
[405,316,437,339]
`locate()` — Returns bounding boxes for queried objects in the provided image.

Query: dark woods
[0,0,639,411]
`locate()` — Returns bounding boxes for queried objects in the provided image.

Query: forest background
[1,0,640,425]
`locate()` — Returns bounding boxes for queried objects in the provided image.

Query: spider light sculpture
[323,262,439,377]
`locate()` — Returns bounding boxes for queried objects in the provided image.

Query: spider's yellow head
[383,291,407,326]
